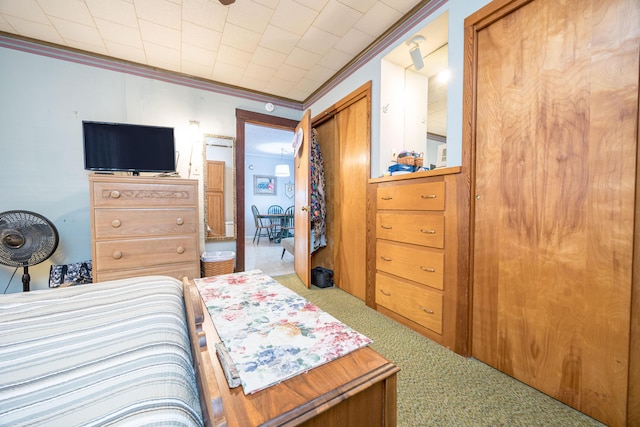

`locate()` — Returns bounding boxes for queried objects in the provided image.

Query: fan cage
[0,210,59,268]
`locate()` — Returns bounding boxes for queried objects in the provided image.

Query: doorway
[235,109,299,272]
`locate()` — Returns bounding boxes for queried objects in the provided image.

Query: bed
[0,273,398,426]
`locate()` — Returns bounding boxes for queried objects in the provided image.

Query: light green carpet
[273,273,604,427]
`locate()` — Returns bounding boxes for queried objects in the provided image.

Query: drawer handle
[421,194,437,199]
[381,225,393,230]
[112,251,122,259]
[111,219,121,228]
[176,246,185,254]
[381,196,393,200]
[176,217,184,225]
[110,190,121,199]
[420,266,436,272]
[380,256,392,261]
[379,289,391,296]
[419,306,435,315]
[420,229,436,234]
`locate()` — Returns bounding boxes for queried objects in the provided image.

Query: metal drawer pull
[379,289,391,296]
[381,225,393,229]
[111,219,121,228]
[420,229,436,234]
[110,190,121,199]
[419,306,435,314]
[381,196,393,200]
[176,246,185,254]
[421,194,437,199]
[420,266,435,272]
[380,256,392,261]
[176,217,184,225]
[112,251,122,259]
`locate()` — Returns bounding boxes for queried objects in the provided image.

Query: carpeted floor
[273,273,604,427]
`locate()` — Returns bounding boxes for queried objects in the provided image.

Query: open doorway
[235,109,298,273]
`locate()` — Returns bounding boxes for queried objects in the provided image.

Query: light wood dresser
[89,175,200,283]
[366,167,468,355]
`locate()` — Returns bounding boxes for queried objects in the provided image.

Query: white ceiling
[245,123,294,157]
[0,0,428,103]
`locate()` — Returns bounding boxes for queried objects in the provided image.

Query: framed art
[254,175,277,195]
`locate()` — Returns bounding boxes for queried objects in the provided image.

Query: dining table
[257,212,293,243]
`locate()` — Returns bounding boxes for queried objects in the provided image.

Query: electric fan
[0,210,59,292]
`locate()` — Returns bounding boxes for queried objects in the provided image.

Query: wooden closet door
[333,93,370,300]
[469,0,639,425]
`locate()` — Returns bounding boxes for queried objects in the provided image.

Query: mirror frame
[203,134,236,242]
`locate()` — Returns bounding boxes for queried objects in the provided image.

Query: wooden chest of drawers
[89,175,200,283]
[367,167,468,355]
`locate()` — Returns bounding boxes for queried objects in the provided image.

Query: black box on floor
[311,266,334,288]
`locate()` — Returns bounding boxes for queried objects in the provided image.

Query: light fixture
[275,148,290,177]
[406,35,425,70]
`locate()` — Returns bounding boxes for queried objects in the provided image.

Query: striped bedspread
[0,276,203,427]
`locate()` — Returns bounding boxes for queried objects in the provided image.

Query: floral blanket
[194,270,372,394]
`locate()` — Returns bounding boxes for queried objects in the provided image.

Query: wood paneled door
[206,160,225,237]
[464,0,640,426]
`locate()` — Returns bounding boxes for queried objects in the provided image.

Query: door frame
[235,109,299,272]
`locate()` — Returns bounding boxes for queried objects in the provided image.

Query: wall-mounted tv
[83,121,176,175]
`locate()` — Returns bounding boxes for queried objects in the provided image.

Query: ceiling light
[275,164,290,177]
[275,148,290,177]
[406,35,425,70]
[437,69,451,83]
[218,0,235,5]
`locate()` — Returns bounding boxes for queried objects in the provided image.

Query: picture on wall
[254,175,277,195]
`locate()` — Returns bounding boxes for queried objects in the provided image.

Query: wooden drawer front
[92,181,197,208]
[376,240,444,290]
[96,264,200,283]
[377,181,444,211]
[375,273,443,334]
[376,212,444,248]
[94,208,197,238]
[95,236,198,271]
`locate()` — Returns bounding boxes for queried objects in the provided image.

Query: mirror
[380,11,448,172]
[203,134,236,241]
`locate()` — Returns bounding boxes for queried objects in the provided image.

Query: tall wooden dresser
[366,167,468,355]
[89,175,200,283]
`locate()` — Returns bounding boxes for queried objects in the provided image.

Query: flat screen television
[83,121,176,175]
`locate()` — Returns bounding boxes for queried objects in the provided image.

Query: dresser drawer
[96,264,200,283]
[375,273,443,334]
[376,240,444,290]
[376,212,444,248]
[377,181,444,211]
[94,208,198,238]
[95,236,199,271]
[92,180,197,208]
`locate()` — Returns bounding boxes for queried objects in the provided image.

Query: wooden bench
[183,276,399,426]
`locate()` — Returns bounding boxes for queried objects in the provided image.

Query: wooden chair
[251,205,274,244]
[267,205,284,237]
[281,205,294,239]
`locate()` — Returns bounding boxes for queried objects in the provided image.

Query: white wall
[0,47,301,293]
[307,0,493,177]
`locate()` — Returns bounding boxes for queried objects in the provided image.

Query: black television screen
[83,121,176,175]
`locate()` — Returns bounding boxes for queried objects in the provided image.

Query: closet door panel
[335,95,369,300]
[470,0,639,425]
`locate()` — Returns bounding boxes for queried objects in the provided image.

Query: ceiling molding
[0,32,303,111]
[0,0,446,113]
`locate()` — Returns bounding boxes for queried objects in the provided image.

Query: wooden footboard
[183,278,226,427]
[183,276,399,427]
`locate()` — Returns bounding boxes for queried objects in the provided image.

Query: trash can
[201,251,235,277]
